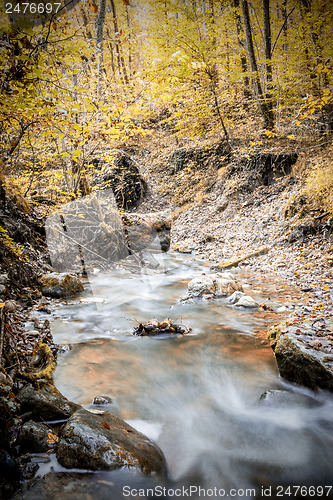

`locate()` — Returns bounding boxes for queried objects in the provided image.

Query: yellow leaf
[0,303,5,309]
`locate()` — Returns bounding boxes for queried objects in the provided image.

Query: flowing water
[48,252,333,499]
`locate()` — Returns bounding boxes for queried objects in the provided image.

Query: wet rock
[268,323,333,392]
[0,284,6,295]
[228,291,258,308]
[228,291,245,304]
[17,384,79,421]
[259,389,321,409]
[186,273,243,299]
[235,295,259,308]
[41,273,84,298]
[213,275,243,297]
[15,454,39,480]
[92,396,112,405]
[187,275,215,297]
[56,408,167,475]
[18,421,55,453]
[133,318,190,336]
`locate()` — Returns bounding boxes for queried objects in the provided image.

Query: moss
[267,324,283,351]
[20,341,56,383]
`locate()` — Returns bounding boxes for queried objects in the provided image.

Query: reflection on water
[52,253,333,498]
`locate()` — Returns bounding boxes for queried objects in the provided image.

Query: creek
[47,252,333,498]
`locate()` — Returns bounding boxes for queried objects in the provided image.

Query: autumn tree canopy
[0,0,332,198]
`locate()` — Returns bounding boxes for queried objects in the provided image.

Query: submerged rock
[56,408,167,475]
[259,389,322,409]
[268,323,333,392]
[41,273,84,298]
[17,384,79,421]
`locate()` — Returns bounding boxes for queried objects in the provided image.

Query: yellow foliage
[305,146,333,213]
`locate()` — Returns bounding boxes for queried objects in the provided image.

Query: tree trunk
[109,0,129,85]
[281,0,287,52]
[233,0,250,99]
[263,0,274,126]
[96,0,106,98]
[241,0,273,129]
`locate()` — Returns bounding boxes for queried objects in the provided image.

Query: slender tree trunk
[109,0,129,85]
[208,0,216,47]
[125,4,132,79]
[281,0,287,52]
[263,0,274,126]
[96,0,106,98]
[233,0,250,99]
[106,27,116,76]
[241,0,273,128]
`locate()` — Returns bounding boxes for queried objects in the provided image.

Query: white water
[50,253,333,498]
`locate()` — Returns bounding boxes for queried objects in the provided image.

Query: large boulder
[268,321,333,391]
[41,273,84,298]
[56,408,167,475]
[17,384,79,421]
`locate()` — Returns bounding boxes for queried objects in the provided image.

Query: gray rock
[187,276,215,297]
[235,295,259,308]
[17,384,80,421]
[0,284,6,295]
[41,273,84,298]
[186,273,243,299]
[92,396,112,405]
[228,291,245,304]
[56,408,167,475]
[19,421,54,453]
[268,324,333,392]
